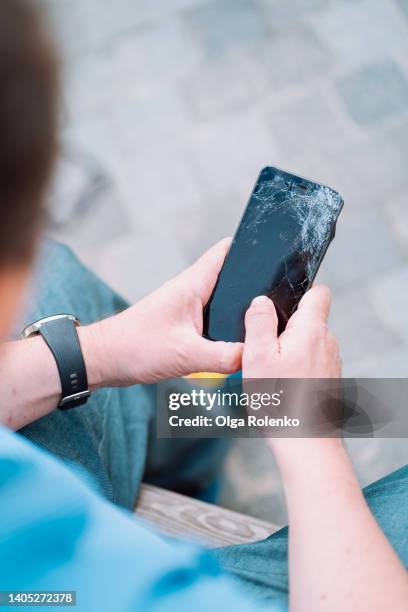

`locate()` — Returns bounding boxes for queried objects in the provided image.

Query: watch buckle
[59,390,91,408]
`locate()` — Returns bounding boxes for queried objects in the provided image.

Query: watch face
[21,314,79,338]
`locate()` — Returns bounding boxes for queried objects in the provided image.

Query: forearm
[0,324,104,430]
[274,440,408,612]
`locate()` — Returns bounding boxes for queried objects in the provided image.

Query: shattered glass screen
[204,166,343,342]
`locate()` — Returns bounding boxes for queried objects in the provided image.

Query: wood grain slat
[135,484,279,548]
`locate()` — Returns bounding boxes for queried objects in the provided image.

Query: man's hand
[243,286,341,379]
[242,287,341,455]
[240,289,408,612]
[85,238,243,386]
[0,239,241,430]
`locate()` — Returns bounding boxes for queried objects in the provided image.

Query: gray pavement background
[38,0,408,525]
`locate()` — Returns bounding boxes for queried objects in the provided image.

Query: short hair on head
[0,0,58,263]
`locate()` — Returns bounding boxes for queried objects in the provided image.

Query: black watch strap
[23,315,91,410]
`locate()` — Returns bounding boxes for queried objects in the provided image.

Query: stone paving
[39,0,408,524]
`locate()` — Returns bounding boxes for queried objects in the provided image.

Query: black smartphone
[203,166,344,342]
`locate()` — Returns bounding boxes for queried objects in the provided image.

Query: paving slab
[336,60,408,127]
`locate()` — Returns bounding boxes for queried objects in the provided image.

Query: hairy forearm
[0,324,105,430]
[274,440,408,612]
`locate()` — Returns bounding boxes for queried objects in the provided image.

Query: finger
[185,237,232,304]
[297,285,332,323]
[190,336,243,374]
[286,285,332,332]
[244,296,279,355]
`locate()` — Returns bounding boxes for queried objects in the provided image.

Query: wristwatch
[21,314,91,410]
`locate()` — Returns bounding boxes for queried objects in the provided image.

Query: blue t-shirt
[0,425,281,612]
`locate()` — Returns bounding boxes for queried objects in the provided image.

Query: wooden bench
[135,483,279,548]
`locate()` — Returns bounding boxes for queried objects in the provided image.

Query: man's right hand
[243,286,341,380]
[243,289,408,612]
[242,286,341,458]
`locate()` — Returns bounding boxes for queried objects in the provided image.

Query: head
[0,0,58,340]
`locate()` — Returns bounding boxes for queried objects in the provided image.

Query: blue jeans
[18,241,408,606]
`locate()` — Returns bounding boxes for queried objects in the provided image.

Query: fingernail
[251,295,271,308]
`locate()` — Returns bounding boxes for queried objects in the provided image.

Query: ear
[0,264,30,341]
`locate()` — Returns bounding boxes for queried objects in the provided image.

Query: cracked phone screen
[203,166,344,342]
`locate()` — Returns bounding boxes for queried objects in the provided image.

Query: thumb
[185,238,232,304]
[189,336,243,374]
[244,296,279,355]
